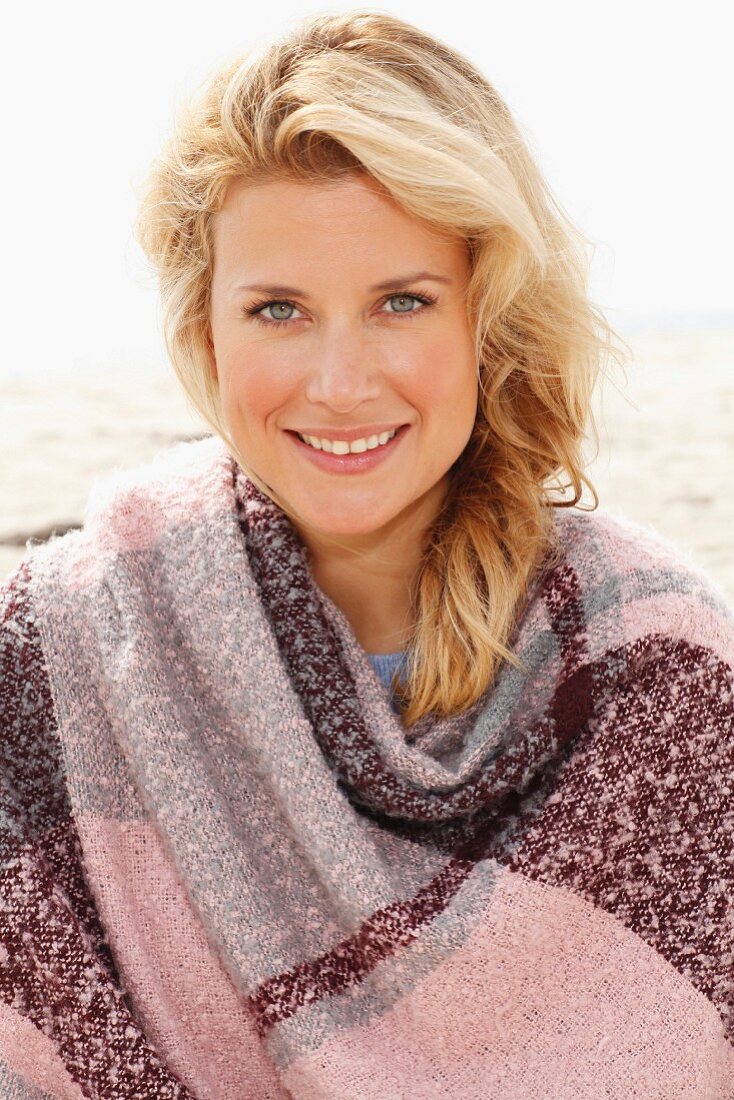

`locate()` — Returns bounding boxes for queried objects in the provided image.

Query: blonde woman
[1,10,732,1097]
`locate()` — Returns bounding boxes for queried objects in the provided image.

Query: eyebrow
[232,270,454,298]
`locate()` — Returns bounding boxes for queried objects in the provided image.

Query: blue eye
[382,293,432,315]
[244,290,437,327]
[253,300,302,324]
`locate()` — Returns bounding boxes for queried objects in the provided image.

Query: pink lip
[285,424,409,474]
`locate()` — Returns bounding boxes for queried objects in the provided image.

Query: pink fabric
[79,818,287,1100]
[283,865,732,1099]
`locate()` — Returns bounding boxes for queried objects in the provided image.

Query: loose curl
[135,9,630,726]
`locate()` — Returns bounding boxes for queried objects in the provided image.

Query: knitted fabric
[0,433,733,1099]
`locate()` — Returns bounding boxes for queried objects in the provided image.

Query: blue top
[366,650,408,714]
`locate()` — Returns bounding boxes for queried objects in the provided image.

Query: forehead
[219,171,400,220]
[211,173,468,280]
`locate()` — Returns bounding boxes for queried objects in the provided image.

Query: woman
[1,10,732,1098]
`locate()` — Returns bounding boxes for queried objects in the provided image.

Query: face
[208,171,478,559]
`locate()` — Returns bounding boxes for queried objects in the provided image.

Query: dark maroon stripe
[540,559,590,675]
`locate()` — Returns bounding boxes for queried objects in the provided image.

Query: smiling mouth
[285,423,410,470]
[291,427,402,454]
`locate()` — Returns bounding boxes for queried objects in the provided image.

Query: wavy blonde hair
[135,9,629,726]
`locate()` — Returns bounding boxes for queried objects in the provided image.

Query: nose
[303,327,382,413]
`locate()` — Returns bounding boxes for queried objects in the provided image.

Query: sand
[1,323,732,605]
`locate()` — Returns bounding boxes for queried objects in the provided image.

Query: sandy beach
[2,320,732,606]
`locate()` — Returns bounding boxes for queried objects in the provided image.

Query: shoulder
[6,436,233,601]
[72,433,232,549]
[546,505,734,677]
[552,505,727,592]
[550,505,732,615]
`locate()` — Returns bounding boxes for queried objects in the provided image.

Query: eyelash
[243,289,438,328]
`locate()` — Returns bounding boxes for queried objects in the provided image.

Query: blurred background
[1,0,732,601]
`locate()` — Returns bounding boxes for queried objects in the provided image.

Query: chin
[295,500,406,539]
[308,515,397,538]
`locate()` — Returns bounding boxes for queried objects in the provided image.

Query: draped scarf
[1,433,732,1098]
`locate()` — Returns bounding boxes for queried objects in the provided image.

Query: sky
[3,0,731,379]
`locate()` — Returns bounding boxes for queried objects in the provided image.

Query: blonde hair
[135,9,629,726]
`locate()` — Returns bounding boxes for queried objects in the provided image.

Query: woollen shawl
[0,433,732,1098]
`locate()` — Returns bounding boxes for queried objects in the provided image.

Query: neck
[296,478,448,655]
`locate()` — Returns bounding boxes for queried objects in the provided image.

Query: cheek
[217,347,292,423]
[407,335,477,410]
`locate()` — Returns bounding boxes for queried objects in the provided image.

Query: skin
[208,171,478,653]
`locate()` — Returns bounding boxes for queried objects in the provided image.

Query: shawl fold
[0,434,733,1098]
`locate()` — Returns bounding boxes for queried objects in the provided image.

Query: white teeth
[297,428,399,454]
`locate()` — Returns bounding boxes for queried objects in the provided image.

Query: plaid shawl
[1,434,733,1099]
